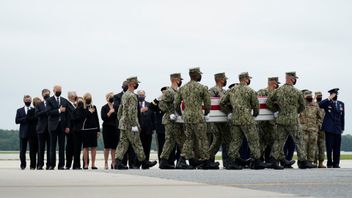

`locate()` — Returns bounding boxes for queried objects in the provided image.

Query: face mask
[177,80,182,87]
[223,80,227,87]
[55,91,61,97]
[316,97,322,102]
[43,95,50,100]
[85,99,92,105]
[306,98,313,103]
[273,84,279,89]
[138,96,145,102]
[292,79,297,85]
[332,95,338,101]
[247,79,251,86]
[77,101,83,107]
[25,102,31,107]
[109,97,114,103]
[122,86,128,92]
[134,83,139,90]
[74,96,78,101]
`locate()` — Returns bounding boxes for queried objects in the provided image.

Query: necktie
[57,97,60,106]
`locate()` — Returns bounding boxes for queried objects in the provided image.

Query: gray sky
[1,0,351,134]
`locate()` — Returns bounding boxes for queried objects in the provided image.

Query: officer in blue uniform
[319,88,345,168]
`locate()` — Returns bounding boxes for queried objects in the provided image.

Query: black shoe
[159,159,175,169]
[280,159,296,167]
[116,160,129,170]
[198,160,220,170]
[271,159,284,170]
[333,165,341,168]
[83,167,88,170]
[58,167,65,170]
[142,160,157,169]
[176,157,194,169]
[20,166,26,170]
[65,167,71,170]
[48,166,55,170]
[30,167,36,170]
[225,160,243,170]
[188,158,203,168]
[251,159,266,170]
[73,167,82,170]
[92,167,98,170]
[298,161,317,169]
[37,166,44,170]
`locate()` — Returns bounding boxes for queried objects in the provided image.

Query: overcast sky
[1,0,351,134]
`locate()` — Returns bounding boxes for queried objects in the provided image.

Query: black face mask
[55,91,61,97]
[43,95,50,100]
[306,98,313,103]
[77,101,83,107]
[196,75,202,82]
[273,84,279,89]
[177,80,182,87]
[316,97,322,103]
[223,80,227,87]
[134,83,139,90]
[138,96,145,102]
[122,86,128,92]
[85,99,92,105]
[25,102,31,107]
[247,79,251,86]
[292,79,297,85]
[332,95,338,101]
[109,97,114,103]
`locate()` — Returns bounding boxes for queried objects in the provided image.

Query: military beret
[286,72,299,79]
[239,72,252,80]
[126,76,141,84]
[315,91,323,96]
[189,67,203,74]
[304,90,313,97]
[268,77,281,84]
[170,73,183,80]
[328,88,339,94]
[160,86,168,92]
[214,72,228,80]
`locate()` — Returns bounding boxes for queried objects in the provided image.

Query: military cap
[304,90,313,97]
[268,77,281,84]
[214,72,228,80]
[238,72,252,80]
[328,88,339,94]
[286,72,299,79]
[315,91,323,96]
[189,67,203,74]
[160,86,168,92]
[170,73,183,80]
[126,76,141,83]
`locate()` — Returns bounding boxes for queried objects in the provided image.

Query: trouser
[65,132,74,168]
[37,130,51,168]
[29,135,38,169]
[284,135,295,161]
[72,129,83,169]
[160,122,185,161]
[181,123,209,160]
[116,129,146,162]
[19,137,29,169]
[140,130,153,161]
[207,123,230,160]
[316,130,326,161]
[271,124,306,161]
[228,125,261,160]
[50,122,65,168]
[240,138,250,160]
[258,121,275,162]
[302,129,319,162]
[325,132,341,167]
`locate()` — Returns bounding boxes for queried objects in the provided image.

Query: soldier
[158,73,188,169]
[299,90,323,165]
[315,91,326,168]
[267,72,316,169]
[207,73,231,167]
[175,67,219,169]
[115,77,157,170]
[220,72,266,170]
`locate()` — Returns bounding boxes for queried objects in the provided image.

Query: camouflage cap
[304,90,313,97]
[239,72,252,80]
[214,72,228,80]
[301,89,308,93]
[268,77,281,84]
[315,91,323,96]
[126,76,141,84]
[189,67,203,74]
[170,73,183,80]
[161,86,168,92]
[286,72,299,79]
[328,88,339,94]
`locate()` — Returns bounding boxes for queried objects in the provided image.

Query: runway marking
[225,181,352,187]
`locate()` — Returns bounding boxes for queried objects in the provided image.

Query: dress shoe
[159,159,175,169]
[142,160,157,169]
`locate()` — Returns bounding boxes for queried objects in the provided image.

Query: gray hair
[67,91,77,99]
[137,90,145,95]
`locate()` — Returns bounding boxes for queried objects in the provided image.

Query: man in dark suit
[46,85,70,170]
[15,95,35,169]
[35,89,51,170]
[137,90,156,163]
[319,88,345,168]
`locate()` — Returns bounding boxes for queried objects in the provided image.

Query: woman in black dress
[101,92,119,169]
[80,93,100,169]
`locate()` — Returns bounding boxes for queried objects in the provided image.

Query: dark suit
[319,99,345,167]
[138,101,155,161]
[35,101,51,169]
[46,96,70,169]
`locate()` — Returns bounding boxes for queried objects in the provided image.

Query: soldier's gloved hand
[170,114,177,121]
[227,113,233,121]
[204,115,210,122]
[131,126,139,133]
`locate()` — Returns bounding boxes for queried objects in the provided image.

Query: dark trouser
[284,135,295,161]
[65,132,74,169]
[73,130,83,169]
[37,130,51,168]
[50,122,65,168]
[140,131,153,161]
[19,137,29,169]
[222,143,230,166]
[29,135,38,169]
[122,145,137,167]
[325,132,341,167]
[156,132,177,164]
[240,138,250,160]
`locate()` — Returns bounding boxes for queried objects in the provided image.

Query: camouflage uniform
[315,92,326,162]
[116,82,146,162]
[175,68,211,161]
[220,72,261,160]
[159,86,186,160]
[299,91,323,162]
[267,73,307,162]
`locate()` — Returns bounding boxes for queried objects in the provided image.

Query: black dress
[101,104,119,149]
[80,105,100,148]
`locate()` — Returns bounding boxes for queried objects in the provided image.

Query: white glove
[227,113,233,121]
[204,115,210,122]
[131,126,139,132]
[274,112,279,118]
[170,114,177,121]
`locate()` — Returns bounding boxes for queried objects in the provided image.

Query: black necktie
[57,97,60,106]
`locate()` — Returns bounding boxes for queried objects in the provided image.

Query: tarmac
[0,152,351,198]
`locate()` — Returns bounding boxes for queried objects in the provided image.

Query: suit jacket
[319,99,345,134]
[67,101,84,131]
[15,107,31,138]
[113,91,124,112]
[46,96,70,132]
[35,101,48,134]
[138,101,155,135]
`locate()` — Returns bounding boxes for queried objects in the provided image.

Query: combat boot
[141,160,157,169]
[225,160,243,170]
[280,159,296,168]
[251,159,266,170]
[159,159,175,169]
[318,161,326,168]
[298,160,317,169]
[176,157,193,169]
[199,160,219,170]
[115,160,128,170]
[271,159,284,170]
